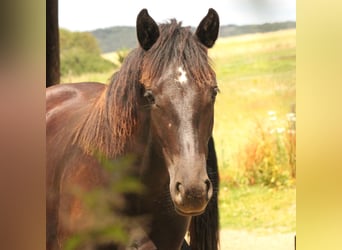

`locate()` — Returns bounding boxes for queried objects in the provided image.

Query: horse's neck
[122,127,170,215]
[141,138,169,188]
[128,118,169,186]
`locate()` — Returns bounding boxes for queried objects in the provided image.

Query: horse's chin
[174,207,205,217]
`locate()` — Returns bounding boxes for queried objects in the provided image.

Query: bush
[60,29,115,76]
[237,110,296,188]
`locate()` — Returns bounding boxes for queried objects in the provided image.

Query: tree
[59,29,115,76]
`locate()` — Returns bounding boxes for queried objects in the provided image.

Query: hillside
[91,21,295,53]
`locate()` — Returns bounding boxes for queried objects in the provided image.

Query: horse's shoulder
[47,81,104,100]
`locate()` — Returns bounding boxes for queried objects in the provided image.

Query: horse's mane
[73,20,216,157]
[72,49,144,157]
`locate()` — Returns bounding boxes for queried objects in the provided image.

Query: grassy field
[61,29,296,234]
[210,29,296,171]
[211,29,296,233]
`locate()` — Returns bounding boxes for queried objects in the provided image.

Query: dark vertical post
[46,0,60,87]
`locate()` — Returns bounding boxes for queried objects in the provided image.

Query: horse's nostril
[176,182,182,193]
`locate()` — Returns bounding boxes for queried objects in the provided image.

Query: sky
[59,0,296,32]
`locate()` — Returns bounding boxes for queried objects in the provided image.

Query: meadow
[211,29,296,233]
[61,29,296,235]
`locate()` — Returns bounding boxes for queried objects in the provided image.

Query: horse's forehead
[159,65,198,96]
[155,67,203,115]
[175,66,188,85]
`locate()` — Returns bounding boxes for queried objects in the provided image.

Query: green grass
[219,185,296,234]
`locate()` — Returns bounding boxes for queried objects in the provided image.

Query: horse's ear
[136,9,160,51]
[195,8,220,48]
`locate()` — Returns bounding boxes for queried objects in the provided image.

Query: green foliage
[64,153,144,249]
[60,29,115,76]
[60,29,101,54]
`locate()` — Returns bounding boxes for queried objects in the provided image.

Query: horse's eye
[212,86,220,100]
[144,90,155,104]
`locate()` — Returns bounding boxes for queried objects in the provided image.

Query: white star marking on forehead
[176,67,188,85]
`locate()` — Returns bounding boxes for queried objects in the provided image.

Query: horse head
[137,9,219,216]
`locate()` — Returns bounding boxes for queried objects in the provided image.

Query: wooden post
[46,0,60,87]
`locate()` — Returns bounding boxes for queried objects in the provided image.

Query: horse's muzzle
[172,178,213,216]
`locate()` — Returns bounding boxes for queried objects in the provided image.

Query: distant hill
[91,21,295,53]
[219,21,296,37]
[92,27,136,54]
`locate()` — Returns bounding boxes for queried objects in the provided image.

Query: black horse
[46,9,220,250]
